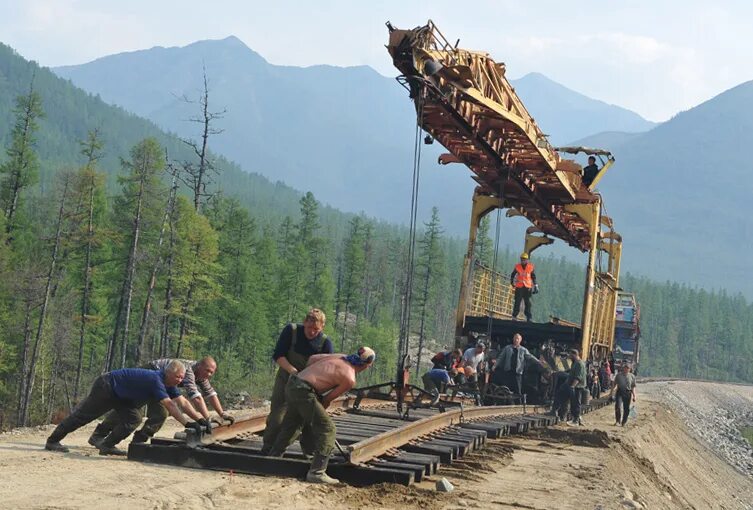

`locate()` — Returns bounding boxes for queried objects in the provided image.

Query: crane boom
[387,21,614,252]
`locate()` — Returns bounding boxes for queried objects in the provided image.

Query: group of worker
[42,273,635,483]
[44,308,376,485]
[420,251,538,398]
[423,331,637,428]
[45,356,231,455]
[260,308,374,484]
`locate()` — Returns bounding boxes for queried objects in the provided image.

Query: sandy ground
[1,382,752,510]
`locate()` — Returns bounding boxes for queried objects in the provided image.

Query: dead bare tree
[178,65,226,213]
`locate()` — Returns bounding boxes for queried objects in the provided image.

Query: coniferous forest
[1,43,752,429]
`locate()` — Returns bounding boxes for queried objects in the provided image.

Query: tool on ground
[334,438,350,463]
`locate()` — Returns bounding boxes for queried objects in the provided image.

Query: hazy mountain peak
[181,35,266,60]
[510,72,657,143]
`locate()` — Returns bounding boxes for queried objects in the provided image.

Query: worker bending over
[431,348,462,371]
[461,342,486,376]
[510,253,538,322]
[45,361,203,455]
[422,368,456,395]
[268,347,375,484]
[90,356,229,447]
[261,309,334,455]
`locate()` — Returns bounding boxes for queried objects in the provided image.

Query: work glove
[198,418,213,435]
[532,284,540,295]
[221,413,236,425]
[185,421,203,435]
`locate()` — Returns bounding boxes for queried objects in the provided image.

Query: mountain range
[53,37,657,234]
[6,36,753,296]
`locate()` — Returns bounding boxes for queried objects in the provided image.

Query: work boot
[305,453,339,484]
[98,445,127,456]
[88,433,106,449]
[130,430,149,444]
[45,441,70,453]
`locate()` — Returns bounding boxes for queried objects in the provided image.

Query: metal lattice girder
[387,21,608,252]
[466,261,514,318]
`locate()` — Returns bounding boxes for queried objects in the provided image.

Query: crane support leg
[454,191,503,346]
[565,200,601,359]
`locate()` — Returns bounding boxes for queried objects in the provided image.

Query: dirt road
[1,382,751,509]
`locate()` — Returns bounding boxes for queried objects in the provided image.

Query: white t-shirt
[462,348,485,371]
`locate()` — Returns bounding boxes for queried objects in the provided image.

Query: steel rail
[181,395,389,447]
[345,405,536,465]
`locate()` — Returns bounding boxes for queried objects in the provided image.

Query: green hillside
[0,43,348,230]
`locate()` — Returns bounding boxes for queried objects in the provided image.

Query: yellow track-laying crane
[386,21,621,362]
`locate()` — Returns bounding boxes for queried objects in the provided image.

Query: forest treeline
[1,53,752,429]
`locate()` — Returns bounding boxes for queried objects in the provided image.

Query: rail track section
[127,395,611,486]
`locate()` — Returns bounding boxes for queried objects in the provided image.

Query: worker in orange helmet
[510,253,538,322]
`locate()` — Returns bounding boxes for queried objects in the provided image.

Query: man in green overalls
[268,347,376,484]
[260,308,334,455]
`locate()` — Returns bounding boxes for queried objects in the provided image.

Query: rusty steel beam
[180,395,390,446]
[346,405,526,464]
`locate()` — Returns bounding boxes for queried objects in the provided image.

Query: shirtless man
[267,346,376,484]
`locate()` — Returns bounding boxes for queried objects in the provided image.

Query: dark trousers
[615,392,631,425]
[422,373,442,394]
[503,371,522,395]
[95,398,167,440]
[512,287,533,320]
[269,376,335,457]
[261,368,314,454]
[47,375,142,447]
[554,384,572,420]
[571,387,585,420]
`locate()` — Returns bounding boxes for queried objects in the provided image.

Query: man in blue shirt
[45,360,203,455]
[90,357,221,446]
[261,308,334,455]
[422,368,455,395]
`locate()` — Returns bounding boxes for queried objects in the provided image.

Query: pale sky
[1,0,751,121]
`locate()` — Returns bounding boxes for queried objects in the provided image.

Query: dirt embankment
[1,381,751,509]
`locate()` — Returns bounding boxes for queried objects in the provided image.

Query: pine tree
[18,172,72,426]
[337,216,368,351]
[135,164,179,364]
[413,207,445,374]
[474,216,493,266]
[171,197,220,358]
[106,138,165,370]
[0,78,44,239]
[70,131,107,401]
[296,192,332,313]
